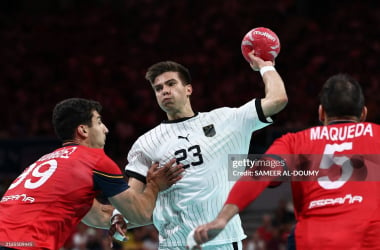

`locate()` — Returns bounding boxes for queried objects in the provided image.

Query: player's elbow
[274,95,288,112]
[263,95,288,116]
[141,211,153,224]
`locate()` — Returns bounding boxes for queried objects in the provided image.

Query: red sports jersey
[227,122,380,249]
[0,145,128,250]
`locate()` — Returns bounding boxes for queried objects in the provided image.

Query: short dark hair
[319,74,364,118]
[145,61,191,85]
[52,98,102,141]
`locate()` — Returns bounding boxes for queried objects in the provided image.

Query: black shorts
[287,226,296,250]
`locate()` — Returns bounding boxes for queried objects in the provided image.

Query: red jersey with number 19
[0,145,128,250]
[265,122,380,249]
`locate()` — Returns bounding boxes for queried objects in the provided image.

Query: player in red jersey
[0,98,183,250]
[189,74,380,249]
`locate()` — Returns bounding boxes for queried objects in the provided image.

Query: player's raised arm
[109,159,184,225]
[242,27,287,117]
[248,50,288,118]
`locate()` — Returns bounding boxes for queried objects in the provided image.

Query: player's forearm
[214,204,240,225]
[82,200,113,229]
[135,181,160,223]
[109,182,159,225]
[225,176,270,211]
[82,215,111,229]
[260,68,288,117]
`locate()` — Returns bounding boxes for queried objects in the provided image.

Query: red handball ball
[241,27,281,62]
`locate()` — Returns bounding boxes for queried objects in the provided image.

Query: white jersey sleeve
[234,98,273,132]
[125,140,151,182]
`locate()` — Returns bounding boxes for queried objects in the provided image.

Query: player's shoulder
[366,122,380,131]
[134,123,163,142]
[128,124,164,153]
[203,105,238,117]
[358,122,380,138]
[87,148,121,174]
[207,99,257,115]
[77,145,107,156]
[77,146,114,163]
[209,99,256,112]
[42,145,119,173]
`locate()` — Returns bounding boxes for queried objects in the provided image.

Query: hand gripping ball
[241,27,281,62]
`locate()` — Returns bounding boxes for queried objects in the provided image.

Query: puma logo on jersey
[178,134,190,142]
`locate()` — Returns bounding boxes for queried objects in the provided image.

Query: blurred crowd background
[0,0,379,249]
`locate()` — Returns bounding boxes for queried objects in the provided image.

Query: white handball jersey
[125,99,272,249]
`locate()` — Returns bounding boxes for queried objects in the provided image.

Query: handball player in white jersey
[112,51,288,249]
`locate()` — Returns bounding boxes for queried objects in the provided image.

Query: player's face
[152,71,192,114]
[87,111,109,148]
